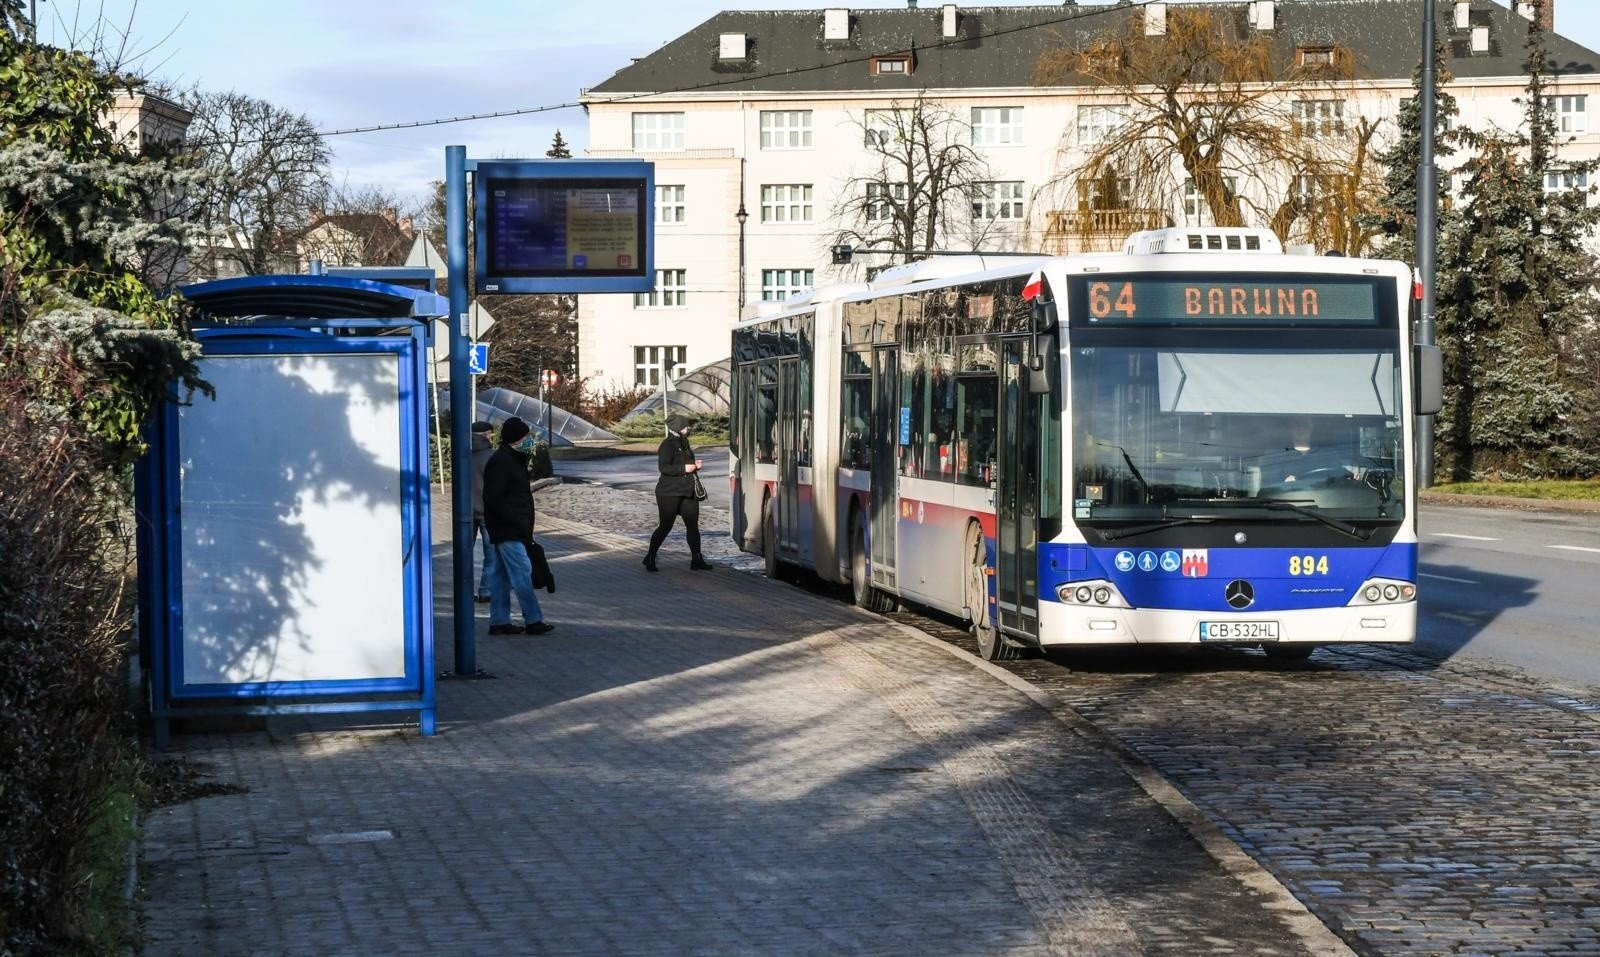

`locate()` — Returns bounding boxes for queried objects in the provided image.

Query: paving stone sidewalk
[138,491,1346,957]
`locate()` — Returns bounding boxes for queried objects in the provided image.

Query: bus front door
[870,346,898,591]
[997,339,1040,640]
[776,358,800,558]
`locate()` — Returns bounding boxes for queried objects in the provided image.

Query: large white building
[577,0,1599,394]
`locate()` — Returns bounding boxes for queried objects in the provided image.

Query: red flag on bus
[1022,270,1043,301]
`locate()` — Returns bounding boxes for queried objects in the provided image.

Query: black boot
[643,554,658,573]
[690,557,713,571]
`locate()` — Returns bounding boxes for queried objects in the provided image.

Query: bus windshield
[1071,344,1407,525]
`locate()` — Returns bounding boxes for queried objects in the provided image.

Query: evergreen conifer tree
[1435,1,1600,479]
[1366,44,1462,267]
[546,130,572,158]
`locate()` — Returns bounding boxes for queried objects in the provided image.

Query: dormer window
[872,55,912,76]
[1298,46,1336,68]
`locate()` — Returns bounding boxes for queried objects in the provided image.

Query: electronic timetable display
[473,161,654,295]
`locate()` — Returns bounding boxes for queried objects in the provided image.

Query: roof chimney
[1145,2,1167,36]
[1453,1,1470,30]
[1248,0,1276,31]
[824,8,850,41]
[1515,0,1554,31]
[942,4,959,38]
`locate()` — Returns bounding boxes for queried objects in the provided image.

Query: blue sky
[40,0,1600,209]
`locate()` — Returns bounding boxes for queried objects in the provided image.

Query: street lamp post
[735,202,749,314]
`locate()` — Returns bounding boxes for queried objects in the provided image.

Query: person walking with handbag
[644,414,712,573]
[483,416,555,635]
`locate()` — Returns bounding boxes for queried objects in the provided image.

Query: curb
[541,506,1356,956]
[1420,491,1600,513]
[884,622,1357,957]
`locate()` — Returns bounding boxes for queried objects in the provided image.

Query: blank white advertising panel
[177,352,407,686]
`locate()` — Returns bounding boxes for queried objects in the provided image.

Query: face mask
[514,434,537,453]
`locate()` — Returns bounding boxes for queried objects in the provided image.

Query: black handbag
[526,539,556,593]
[691,471,708,502]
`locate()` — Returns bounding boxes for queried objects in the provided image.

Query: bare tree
[179,89,330,277]
[1033,6,1365,249]
[296,183,419,268]
[830,94,999,265]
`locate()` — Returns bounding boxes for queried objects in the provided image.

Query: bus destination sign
[1075,275,1383,327]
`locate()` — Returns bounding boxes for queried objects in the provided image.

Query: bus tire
[1265,643,1318,662]
[850,515,894,613]
[762,497,780,580]
[966,523,1015,661]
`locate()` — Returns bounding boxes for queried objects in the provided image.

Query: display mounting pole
[446,145,478,676]
[1416,0,1438,488]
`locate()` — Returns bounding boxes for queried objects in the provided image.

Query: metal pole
[1416,0,1439,488]
[446,145,477,676]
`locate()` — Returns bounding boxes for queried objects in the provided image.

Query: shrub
[586,384,653,427]
[0,351,137,955]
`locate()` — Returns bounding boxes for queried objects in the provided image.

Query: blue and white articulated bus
[731,228,1443,661]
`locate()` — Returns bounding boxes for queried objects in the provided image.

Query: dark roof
[587,2,1599,96]
[180,275,449,320]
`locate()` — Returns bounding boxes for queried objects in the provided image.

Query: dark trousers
[648,493,701,559]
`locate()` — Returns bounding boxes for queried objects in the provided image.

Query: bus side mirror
[1027,334,1055,395]
[1414,344,1443,416]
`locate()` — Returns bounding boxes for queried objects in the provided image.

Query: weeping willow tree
[1033,4,1381,253]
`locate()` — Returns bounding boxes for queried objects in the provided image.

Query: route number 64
[1289,554,1329,576]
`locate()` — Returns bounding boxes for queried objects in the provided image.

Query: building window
[872,56,911,76]
[1544,169,1590,193]
[632,112,684,151]
[760,110,813,149]
[1076,104,1129,145]
[1544,94,1589,134]
[634,269,687,308]
[971,181,1024,220]
[1293,99,1346,138]
[864,109,910,148]
[761,269,814,301]
[971,107,1023,147]
[1079,174,1132,210]
[1182,177,1238,221]
[867,182,908,222]
[656,185,685,224]
[760,184,814,223]
[634,346,688,387]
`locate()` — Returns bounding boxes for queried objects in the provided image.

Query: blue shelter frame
[136,275,446,746]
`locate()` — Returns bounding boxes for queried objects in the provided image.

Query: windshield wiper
[1100,514,1217,542]
[1226,499,1372,541]
[1097,441,1153,504]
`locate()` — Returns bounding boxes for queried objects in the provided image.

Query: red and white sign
[1181,549,1209,578]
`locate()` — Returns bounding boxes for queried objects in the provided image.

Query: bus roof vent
[1123,227,1283,256]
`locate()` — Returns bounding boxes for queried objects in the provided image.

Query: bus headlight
[1057,580,1131,608]
[1349,578,1416,606]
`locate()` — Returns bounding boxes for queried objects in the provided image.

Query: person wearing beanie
[643,413,712,572]
[481,416,555,634]
[468,421,497,602]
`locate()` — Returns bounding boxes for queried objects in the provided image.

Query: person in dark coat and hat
[483,416,554,634]
[643,414,712,572]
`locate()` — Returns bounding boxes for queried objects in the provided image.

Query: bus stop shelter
[135,275,444,746]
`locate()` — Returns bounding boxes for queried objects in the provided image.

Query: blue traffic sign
[468,342,489,375]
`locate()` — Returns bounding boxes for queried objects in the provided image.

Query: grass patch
[74,777,138,955]
[1428,479,1600,501]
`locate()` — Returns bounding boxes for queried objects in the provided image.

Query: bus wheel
[762,498,780,580]
[1265,643,1317,662]
[851,517,893,612]
[966,523,1015,661]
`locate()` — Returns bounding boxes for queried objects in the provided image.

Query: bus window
[842,375,871,470]
[901,348,927,478]
[756,363,778,465]
[956,373,998,487]
[929,351,957,479]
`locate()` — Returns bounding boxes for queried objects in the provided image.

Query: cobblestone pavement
[542,481,1600,957]
[135,482,1338,956]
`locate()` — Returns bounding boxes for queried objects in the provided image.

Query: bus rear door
[870,345,898,592]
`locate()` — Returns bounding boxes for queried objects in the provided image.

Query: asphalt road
[1415,502,1600,688]
[559,448,1600,690]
